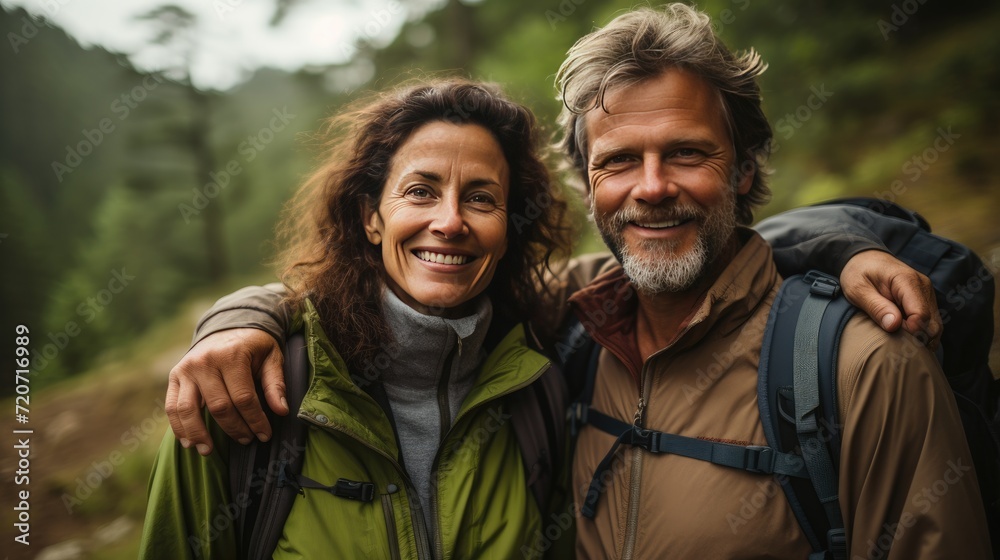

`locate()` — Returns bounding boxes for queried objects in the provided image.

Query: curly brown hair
[276,78,575,367]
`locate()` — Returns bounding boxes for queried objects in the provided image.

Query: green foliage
[3,0,999,391]
[0,6,328,390]
[41,184,198,378]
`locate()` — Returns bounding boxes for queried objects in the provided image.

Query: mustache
[601,204,705,228]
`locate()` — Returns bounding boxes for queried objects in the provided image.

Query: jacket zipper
[302,415,432,560]
[430,336,461,559]
[409,483,434,560]
[438,339,458,441]
[381,493,403,560]
[621,367,653,560]
[431,360,550,560]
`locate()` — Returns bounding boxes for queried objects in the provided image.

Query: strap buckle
[277,460,305,496]
[743,445,776,474]
[333,478,375,502]
[568,402,589,436]
[803,271,841,298]
[628,427,658,451]
[826,528,848,560]
[277,460,295,488]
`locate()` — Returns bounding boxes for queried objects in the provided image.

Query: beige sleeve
[191,282,292,348]
[836,316,992,559]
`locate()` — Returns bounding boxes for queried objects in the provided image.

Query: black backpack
[228,325,569,560]
[566,198,1000,559]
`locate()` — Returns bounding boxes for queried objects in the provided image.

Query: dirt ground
[1,345,186,560]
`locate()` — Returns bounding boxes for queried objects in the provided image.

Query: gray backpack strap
[230,331,310,560]
[792,275,847,560]
[758,271,855,560]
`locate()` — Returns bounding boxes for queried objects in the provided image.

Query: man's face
[584,68,752,295]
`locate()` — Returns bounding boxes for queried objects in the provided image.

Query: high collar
[569,228,779,383]
[379,287,493,391]
[297,296,549,464]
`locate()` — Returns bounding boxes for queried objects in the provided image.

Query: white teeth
[636,219,684,229]
[416,251,470,265]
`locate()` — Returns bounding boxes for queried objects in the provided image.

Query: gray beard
[596,195,737,295]
[618,232,709,294]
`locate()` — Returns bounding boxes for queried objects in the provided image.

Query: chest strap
[571,403,810,519]
[278,461,375,503]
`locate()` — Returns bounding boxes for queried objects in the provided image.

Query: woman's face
[365,121,510,317]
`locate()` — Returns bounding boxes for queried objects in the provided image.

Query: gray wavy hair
[555,3,772,225]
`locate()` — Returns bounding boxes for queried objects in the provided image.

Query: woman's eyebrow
[408,170,441,181]
[466,178,502,188]
[407,170,501,188]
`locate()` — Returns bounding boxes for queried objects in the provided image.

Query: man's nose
[429,199,469,239]
[632,158,679,205]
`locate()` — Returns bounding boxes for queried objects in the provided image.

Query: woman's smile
[413,250,476,266]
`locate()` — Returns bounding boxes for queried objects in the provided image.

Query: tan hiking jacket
[564,230,991,559]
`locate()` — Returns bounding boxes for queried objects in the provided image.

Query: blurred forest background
[1,0,998,557]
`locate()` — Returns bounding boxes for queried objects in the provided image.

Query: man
[164,4,988,558]
[548,5,989,558]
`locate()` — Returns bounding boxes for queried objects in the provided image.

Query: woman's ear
[364,201,383,245]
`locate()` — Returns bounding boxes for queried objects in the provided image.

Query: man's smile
[631,217,693,229]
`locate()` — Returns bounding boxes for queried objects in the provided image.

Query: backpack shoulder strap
[229,418,261,554]
[557,316,601,435]
[758,271,856,560]
[510,322,570,513]
[230,331,310,560]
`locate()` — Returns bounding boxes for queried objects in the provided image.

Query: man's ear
[736,160,754,196]
[363,201,383,245]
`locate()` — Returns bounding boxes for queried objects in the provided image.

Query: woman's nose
[429,200,469,239]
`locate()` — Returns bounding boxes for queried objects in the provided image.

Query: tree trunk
[189,89,227,282]
[445,0,476,70]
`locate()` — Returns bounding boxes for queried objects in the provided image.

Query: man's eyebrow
[589,137,723,164]
[588,145,626,165]
[667,137,720,149]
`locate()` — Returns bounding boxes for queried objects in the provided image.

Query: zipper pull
[632,397,646,428]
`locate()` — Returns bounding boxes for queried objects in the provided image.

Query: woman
[140,79,575,559]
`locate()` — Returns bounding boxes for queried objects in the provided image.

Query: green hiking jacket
[140,300,567,559]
